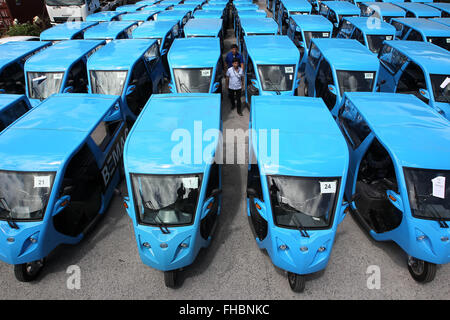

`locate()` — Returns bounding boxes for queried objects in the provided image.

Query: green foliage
[6,22,42,37]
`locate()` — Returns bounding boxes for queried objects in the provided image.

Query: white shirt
[226,66,244,90]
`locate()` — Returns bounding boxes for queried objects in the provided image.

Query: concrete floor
[0,2,449,300]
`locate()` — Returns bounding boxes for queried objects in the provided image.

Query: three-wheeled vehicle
[167,38,223,94]
[0,93,127,282]
[247,95,349,292]
[116,3,149,13]
[88,39,164,123]
[39,21,98,42]
[237,17,278,52]
[287,15,333,73]
[336,92,450,283]
[132,20,180,78]
[0,94,32,132]
[184,18,224,50]
[242,35,300,106]
[120,10,160,24]
[24,40,105,107]
[390,18,450,51]
[427,2,450,17]
[359,2,406,22]
[277,0,312,35]
[393,3,441,18]
[0,41,51,94]
[304,38,379,116]
[123,93,222,288]
[83,21,139,42]
[319,1,360,35]
[377,40,450,120]
[86,11,124,22]
[337,17,396,54]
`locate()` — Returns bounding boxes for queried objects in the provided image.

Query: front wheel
[164,270,178,288]
[288,272,305,293]
[407,256,436,283]
[14,259,45,282]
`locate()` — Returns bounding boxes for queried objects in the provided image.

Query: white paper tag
[386,35,392,40]
[285,66,293,73]
[432,176,445,199]
[201,69,210,77]
[34,176,50,188]
[447,38,450,43]
[320,181,336,194]
[289,74,293,80]
[54,74,62,80]
[182,177,198,189]
[440,77,450,89]
[364,73,373,79]
[322,32,329,37]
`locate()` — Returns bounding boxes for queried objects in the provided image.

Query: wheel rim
[25,259,44,276]
[408,256,425,276]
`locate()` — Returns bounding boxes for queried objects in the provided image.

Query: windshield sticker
[285,66,294,73]
[447,38,450,43]
[440,77,450,89]
[201,69,211,77]
[386,36,393,40]
[289,74,293,80]
[34,176,50,188]
[364,73,374,79]
[182,177,198,189]
[53,74,62,80]
[432,176,445,199]
[323,32,329,37]
[319,181,336,194]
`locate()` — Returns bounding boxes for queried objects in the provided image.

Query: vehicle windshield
[404,168,450,221]
[427,37,450,51]
[304,31,331,48]
[131,174,202,226]
[257,64,296,92]
[430,74,450,103]
[90,70,128,96]
[366,35,394,54]
[27,72,64,100]
[0,171,55,221]
[267,176,339,229]
[173,68,213,93]
[289,11,309,15]
[45,0,85,5]
[336,70,375,96]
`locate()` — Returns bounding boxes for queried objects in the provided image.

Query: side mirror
[328,84,337,95]
[210,188,222,198]
[419,88,430,101]
[298,41,305,48]
[62,185,74,196]
[212,81,220,92]
[161,48,168,55]
[126,85,136,96]
[168,82,176,93]
[53,195,70,216]
[247,187,257,198]
[386,190,403,212]
[63,86,73,93]
[250,79,259,88]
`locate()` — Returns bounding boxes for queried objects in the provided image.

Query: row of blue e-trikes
[0,0,448,293]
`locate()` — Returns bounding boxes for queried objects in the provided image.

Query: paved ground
[0,2,449,300]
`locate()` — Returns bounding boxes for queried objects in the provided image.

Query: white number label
[432,176,445,199]
[364,73,374,79]
[54,74,62,80]
[182,177,198,189]
[320,181,336,194]
[285,66,293,73]
[386,36,392,40]
[322,32,329,37]
[201,69,210,77]
[34,176,50,188]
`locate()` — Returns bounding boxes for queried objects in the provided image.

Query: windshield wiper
[139,191,171,234]
[0,198,18,229]
[266,78,281,95]
[413,185,449,228]
[176,78,191,93]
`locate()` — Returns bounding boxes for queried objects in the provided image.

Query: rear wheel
[304,84,309,97]
[14,258,45,282]
[288,272,305,293]
[164,270,178,288]
[407,256,436,283]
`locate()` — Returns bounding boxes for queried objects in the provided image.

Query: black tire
[14,259,45,282]
[407,256,436,283]
[164,270,178,288]
[288,272,305,293]
[304,84,308,97]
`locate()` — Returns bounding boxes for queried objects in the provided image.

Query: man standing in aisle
[225,44,244,70]
[226,57,244,116]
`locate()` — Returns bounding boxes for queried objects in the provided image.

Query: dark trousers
[228,89,242,112]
